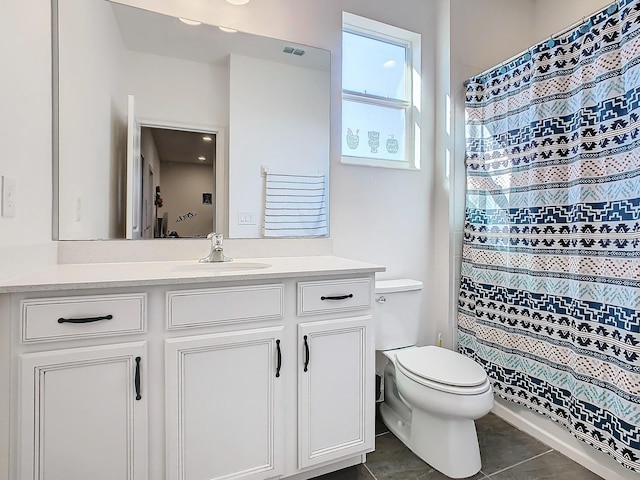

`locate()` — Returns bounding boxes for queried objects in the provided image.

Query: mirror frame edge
[51,0,60,241]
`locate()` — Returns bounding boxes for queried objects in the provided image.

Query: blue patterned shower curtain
[458,0,640,472]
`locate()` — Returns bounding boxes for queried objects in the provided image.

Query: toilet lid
[395,346,487,387]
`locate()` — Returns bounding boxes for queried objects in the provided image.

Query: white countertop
[0,256,385,293]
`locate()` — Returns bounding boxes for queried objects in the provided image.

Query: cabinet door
[19,342,148,480]
[298,316,374,468]
[166,327,284,480]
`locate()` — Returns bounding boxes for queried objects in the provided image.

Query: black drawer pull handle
[58,314,113,324]
[303,335,310,372]
[320,294,353,301]
[135,356,142,401]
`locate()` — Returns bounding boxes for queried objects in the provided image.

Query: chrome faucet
[200,233,231,263]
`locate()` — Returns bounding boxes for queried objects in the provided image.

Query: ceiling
[111,2,330,71]
[147,127,216,165]
[114,2,330,169]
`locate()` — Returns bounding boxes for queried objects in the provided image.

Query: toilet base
[412,408,481,478]
[380,400,482,479]
[379,401,411,443]
[380,364,484,479]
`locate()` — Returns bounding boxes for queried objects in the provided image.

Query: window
[341,13,421,169]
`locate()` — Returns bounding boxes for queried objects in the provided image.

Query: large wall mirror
[54,0,330,240]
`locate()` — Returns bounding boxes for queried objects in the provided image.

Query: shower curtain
[458,0,640,472]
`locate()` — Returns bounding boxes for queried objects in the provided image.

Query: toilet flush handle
[376,296,386,303]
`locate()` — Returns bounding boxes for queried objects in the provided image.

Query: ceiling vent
[283,46,305,56]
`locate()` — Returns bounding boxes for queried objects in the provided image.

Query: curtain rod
[470,1,617,80]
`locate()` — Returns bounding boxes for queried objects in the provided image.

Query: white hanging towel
[263,172,328,237]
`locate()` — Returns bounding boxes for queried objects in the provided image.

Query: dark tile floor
[315,409,603,480]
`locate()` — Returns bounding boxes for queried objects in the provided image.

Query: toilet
[375,279,493,479]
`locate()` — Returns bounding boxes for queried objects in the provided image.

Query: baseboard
[283,455,362,479]
[492,399,637,480]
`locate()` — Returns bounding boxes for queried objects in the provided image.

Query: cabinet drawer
[297,278,371,316]
[21,294,146,343]
[167,284,284,329]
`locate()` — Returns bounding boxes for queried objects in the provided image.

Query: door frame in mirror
[136,118,227,239]
[52,114,227,240]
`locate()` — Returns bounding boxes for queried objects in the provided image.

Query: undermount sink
[171,261,272,273]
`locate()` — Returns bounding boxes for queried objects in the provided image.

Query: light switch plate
[238,212,256,225]
[1,176,16,217]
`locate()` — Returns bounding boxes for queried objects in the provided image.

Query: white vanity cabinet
[164,284,285,480]
[0,257,383,480]
[19,342,148,480]
[164,277,375,480]
[297,316,373,469]
[166,328,285,480]
[14,293,149,480]
[296,279,375,469]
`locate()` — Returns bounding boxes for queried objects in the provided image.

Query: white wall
[124,51,228,129]
[57,0,128,240]
[228,54,330,238]
[0,2,55,473]
[533,0,612,39]
[0,1,57,281]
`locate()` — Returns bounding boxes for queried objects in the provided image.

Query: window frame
[341,12,421,170]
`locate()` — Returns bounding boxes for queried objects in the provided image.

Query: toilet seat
[395,346,491,395]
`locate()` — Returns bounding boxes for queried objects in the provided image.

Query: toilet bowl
[381,346,493,478]
[374,280,493,479]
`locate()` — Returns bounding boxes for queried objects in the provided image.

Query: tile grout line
[363,461,378,480]
[375,431,390,438]
[485,449,554,477]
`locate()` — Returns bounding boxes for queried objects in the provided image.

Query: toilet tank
[374,279,423,350]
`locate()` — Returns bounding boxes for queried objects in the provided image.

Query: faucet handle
[200,233,230,262]
[207,232,223,249]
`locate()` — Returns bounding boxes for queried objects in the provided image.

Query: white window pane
[342,31,407,101]
[342,100,405,162]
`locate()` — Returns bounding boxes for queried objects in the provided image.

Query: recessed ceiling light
[383,60,396,68]
[198,156,206,161]
[202,136,212,142]
[226,0,250,5]
[219,26,238,33]
[178,17,201,26]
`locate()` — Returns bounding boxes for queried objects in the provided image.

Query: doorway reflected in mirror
[142,127,216,239]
